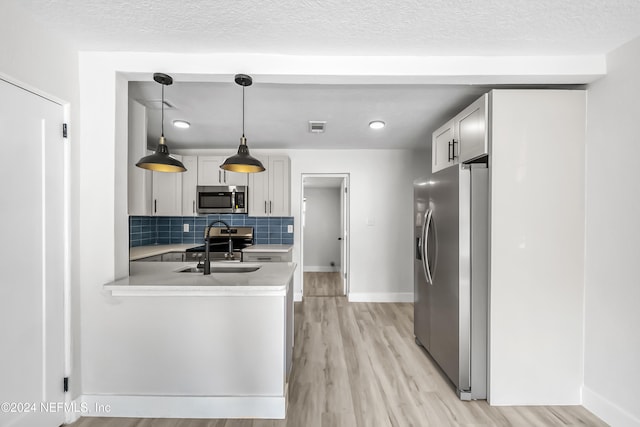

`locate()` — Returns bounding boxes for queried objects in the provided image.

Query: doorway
[301,174,349,297]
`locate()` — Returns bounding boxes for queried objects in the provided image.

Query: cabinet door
[222,169,249,186]
[128,100,152,215]
[197,156,248,186]
[152,155,183,216]
[248,163,269,217]
[432,119,456,173]
[197,156,224,185]
[456,94,488,163]
[181,156,198,216]
[268,156,291,216]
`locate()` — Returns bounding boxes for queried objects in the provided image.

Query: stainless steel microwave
[196,186,247,214]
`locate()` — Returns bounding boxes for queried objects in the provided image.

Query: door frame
[300,173,350,297]
[0,73,72,422]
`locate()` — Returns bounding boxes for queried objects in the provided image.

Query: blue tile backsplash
[129,214,294,247]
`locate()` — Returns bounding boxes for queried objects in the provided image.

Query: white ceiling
[11,0,640,150]
[11,0,640,55]
[129,81,497,150]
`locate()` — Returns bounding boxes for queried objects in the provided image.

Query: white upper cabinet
[268,156,291,217]
[248,156,291,217]
[181,156,198,216]
[432,119,456,173]
[431,94,489,173]
[128,100,152,215]
[152,155,183,216]
[197,156,248,186]
[456,94,489,163]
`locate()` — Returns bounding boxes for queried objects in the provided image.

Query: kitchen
[1,1,640,427]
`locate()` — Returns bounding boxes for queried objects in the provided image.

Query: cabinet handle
[223,171,227,183]
[448,141,453,162]
[257,257,272,261]
[264,201,267,214]
[218,170,222,183]
[154,199,157,213]
[269,201,272,214]
[192,200,195,214]
[452,139,458,160]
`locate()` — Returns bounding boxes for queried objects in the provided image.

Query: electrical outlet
[287,224,293,233]
[183,223,189,232]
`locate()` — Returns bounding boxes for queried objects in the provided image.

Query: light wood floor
[304,272,343,296]
[68,298,606,427]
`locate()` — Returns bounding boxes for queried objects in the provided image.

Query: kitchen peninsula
[96,262,296,419]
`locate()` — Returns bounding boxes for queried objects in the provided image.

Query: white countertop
[242,244,293,253]
[129,244,199,261]
[105,261,297,297]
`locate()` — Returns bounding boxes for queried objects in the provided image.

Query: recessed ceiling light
[173,120,190,129]
[369,120,385,130]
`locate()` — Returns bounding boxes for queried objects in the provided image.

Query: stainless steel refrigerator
[414,162,489,400]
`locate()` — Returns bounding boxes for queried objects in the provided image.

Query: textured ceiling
[11,0,640,56]
[11,0,640,150]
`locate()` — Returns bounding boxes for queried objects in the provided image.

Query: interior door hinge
[63,377,69,393]
[62,123,68,139]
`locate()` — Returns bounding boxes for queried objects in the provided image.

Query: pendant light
[220,74,266,173]
[136,73,187,173]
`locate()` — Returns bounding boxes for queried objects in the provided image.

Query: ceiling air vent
[308,121,327,133]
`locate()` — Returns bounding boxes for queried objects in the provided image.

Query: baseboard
[303,266,339,273]
[64,396,83,424]
[348,292,413,303]
[294,292,303,302]
[79,394,286,419]
[582,386,640,427]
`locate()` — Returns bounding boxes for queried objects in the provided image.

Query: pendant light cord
[242,85,245,137]
[161,84,165,137]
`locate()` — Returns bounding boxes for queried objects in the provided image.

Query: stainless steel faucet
[203,220,233,275]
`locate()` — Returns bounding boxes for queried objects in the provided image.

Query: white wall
[583,36,640,427]
[303,187,341,271]
[288,149,416,301]
[0,2,82,403]
[489,90,586,405]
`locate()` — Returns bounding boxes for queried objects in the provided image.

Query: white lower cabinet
[243,251,293,262]
[249,156,290,217]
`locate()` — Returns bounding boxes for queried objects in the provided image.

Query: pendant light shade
[220,74,265,173]
[136,73,187,173]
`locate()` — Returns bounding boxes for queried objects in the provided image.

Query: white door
[0,79,66,427]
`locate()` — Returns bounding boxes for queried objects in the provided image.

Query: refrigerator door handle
[421,209,434,285]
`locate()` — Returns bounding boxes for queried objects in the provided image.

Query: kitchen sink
[176,265,261,273]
